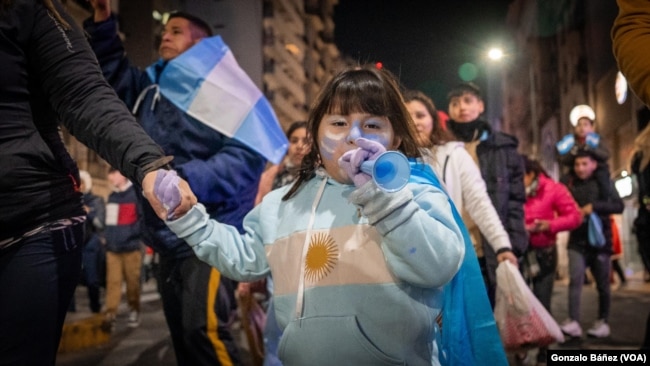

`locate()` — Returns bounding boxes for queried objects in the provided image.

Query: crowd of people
[2,0,650,365]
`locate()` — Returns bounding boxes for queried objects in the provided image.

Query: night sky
[334,0,512,111]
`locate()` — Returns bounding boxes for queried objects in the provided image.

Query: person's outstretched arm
[84,0,148,109]
[30,0,194,218]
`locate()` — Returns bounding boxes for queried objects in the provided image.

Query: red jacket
[524,174,582,248]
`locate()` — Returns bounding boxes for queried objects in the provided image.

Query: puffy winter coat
[524,174,582,248]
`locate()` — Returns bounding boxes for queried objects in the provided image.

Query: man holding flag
[85,2,287,365]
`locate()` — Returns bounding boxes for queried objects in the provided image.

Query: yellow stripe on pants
[207,268,233,366]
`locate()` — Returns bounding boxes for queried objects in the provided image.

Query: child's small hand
[338,138,386,187]
[154,169,181,219]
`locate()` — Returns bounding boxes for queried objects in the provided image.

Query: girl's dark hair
[402,89,453,147]
[523,155,548,177]
[283,66,422,200]
[286,121,307,139]
[168,11,212,39]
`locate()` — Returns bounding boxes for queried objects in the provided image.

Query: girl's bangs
[326,77,388,116]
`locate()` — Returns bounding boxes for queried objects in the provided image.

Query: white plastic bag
[494,261,564,351]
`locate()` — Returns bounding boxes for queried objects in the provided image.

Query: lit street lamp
[485,47,505,130]
[485,46,539,156]
[488,47,503,61]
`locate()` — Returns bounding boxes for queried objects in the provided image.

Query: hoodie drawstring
[132,84,161,115]
[294,177,328,320]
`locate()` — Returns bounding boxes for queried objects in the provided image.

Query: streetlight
[487,47,504,61]
[485,47,505,130]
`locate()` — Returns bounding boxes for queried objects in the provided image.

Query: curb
[58,314,111,353]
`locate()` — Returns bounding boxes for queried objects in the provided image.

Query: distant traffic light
[375,62,383,70]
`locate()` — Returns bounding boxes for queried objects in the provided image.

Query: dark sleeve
[587,143,610,162]
[28,1,168,184]
[594,163,612,199]
[558,151,574,167]
[505,149,529,256]
[83,14,147,109]
[175,138,266,205]
[592,181,625,215]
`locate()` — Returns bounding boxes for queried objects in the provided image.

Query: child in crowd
[153,67,468,365]
[103,168,144,330]
[556,104,611,199]
[443,82,527,307]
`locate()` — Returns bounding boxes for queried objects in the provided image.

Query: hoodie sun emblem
[304,233,339,283]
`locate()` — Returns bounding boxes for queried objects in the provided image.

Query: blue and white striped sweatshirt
[167,169,464,365]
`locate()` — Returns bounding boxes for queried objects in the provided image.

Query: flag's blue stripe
[157,36,230,111]
[234,97,288,165]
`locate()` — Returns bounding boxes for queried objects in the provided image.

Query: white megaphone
[360,151,411,192]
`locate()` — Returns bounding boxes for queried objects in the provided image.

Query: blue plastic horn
[360,151,411,192]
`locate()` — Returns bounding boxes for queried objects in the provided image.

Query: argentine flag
[146,35,288,164]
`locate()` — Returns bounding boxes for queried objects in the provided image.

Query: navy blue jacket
[105,185,141,253]
[84,16,266,258]
[450,119,528,286]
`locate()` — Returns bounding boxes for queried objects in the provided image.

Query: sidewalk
[57,278,178,366]
[509,271,650,365]
[58,272,649,365]
[56,279,254,366]
[551,270,650,349]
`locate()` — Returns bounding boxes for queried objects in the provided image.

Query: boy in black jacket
[104,168,143,330]
[559,148,624,339]
[446,82,527,306]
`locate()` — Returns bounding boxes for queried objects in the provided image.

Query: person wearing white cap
[556,104,612,200]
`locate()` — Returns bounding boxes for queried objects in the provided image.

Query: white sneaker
[586,319,610,338]
[127,310,140,328]
[560,319,582,338]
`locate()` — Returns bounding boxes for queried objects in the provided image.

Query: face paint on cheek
[319,133,344,161]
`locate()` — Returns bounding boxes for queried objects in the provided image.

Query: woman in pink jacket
[523,156,581,364]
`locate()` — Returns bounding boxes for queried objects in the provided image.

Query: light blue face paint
[319,134,339,161]
[348,120,392,148]
[346,123,362,143]
[363,133,391,148]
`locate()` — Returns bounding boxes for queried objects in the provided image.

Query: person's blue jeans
[567,248,611,322]
[0,223,83,365]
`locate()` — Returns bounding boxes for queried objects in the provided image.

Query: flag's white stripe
[265,226,396,297]
[156,38,229,111]
[186,50,261,136]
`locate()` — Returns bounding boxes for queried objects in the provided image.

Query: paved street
[509,271,650,365]
[56,279,253,366]
[56,272,649,366]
